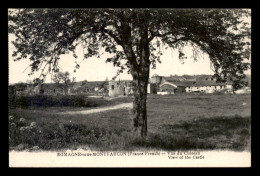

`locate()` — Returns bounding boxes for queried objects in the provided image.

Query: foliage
[52,71,75,95]
[53,71,73,84]
[9,115,41,150]
[8,9,251,87]
[9,94,102,108]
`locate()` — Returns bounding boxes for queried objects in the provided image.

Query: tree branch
[149,30,174,42]
[102,28,123,45]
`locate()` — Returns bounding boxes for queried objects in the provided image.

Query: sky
[8,31,251,85]
[8,38,213,84]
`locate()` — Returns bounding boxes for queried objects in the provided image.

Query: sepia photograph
[8,8,251,167]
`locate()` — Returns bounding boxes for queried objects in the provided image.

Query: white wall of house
[226,85,232,89]
[185,84,233,93]
[157,92,172,95]
[188,86,199,92]
[199,86,207,91]
[205,86,215,93]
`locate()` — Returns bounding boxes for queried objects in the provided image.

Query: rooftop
[164,79,231,87]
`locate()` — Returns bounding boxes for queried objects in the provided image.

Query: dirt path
[59,103,133,115]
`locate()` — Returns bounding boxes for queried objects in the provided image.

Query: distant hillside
[158,74,214,81]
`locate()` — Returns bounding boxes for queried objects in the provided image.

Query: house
[37,83,66,95]
[70,81,109,96]
[185,80,233,94]
[9,80,109,96]
[108,80,134,97]
[9,83,39,96]
[148,74,192,94]
[148,74,233,94]
[158,80,193,95]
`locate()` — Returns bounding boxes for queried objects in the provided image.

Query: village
[8,72,251,153]
[8,9,252,167]
[9,74,250,97]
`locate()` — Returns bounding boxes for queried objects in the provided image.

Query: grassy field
[9,93,251,151]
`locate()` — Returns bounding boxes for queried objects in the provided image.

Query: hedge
[8,94,104,108]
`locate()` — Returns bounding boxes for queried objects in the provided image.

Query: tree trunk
[131,46,150,137]
[132,74,149,137]
[121,21,150,137]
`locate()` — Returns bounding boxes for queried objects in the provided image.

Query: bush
[9,115,112,150]
[9,115,41,149]
[9,94,103,108]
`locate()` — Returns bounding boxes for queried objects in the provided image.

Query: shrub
[9,94,105,108]
[9,115,42,149]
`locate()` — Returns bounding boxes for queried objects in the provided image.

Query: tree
[52,71,75,95]
[26,80,33,84]
[100,77,109,95]
[8,9,251,136]
[33,78,44,94]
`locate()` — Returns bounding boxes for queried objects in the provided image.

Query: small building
[9,83,39,96]
[108,80,134,97]
[70,81,109,96]
[158,80,193,94]
[39,84,65,95]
